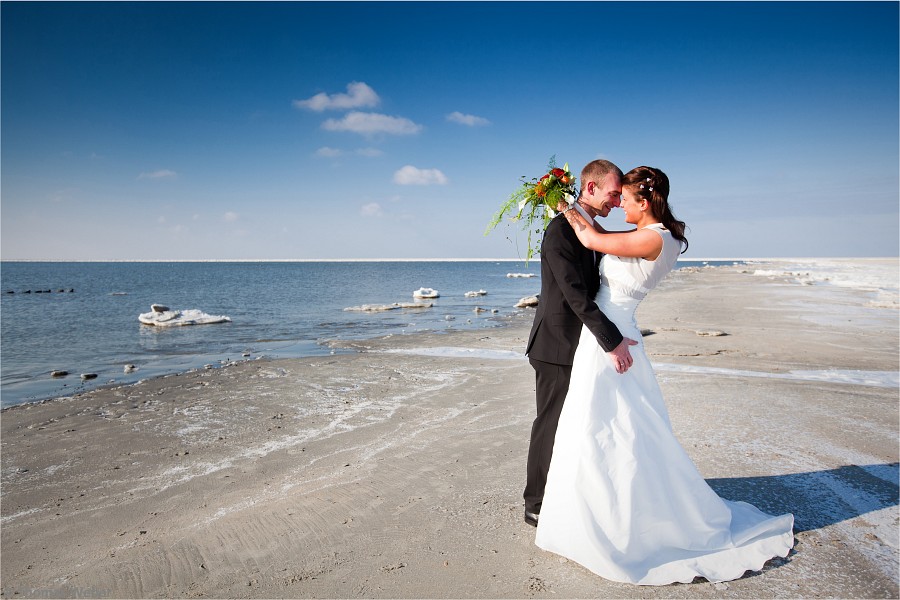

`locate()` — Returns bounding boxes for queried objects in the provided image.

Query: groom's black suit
[524,213,623,515]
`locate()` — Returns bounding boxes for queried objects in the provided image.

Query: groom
[523,159,637,527]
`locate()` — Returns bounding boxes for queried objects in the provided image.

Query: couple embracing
[523,159,794,585]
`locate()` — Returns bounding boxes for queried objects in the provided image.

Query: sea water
[1,260,739,407]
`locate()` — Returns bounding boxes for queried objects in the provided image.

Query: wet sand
[2,261,897,598]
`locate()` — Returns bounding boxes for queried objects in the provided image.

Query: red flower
[551,168,566,178]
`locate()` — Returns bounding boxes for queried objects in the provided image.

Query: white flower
[546,206,556,218]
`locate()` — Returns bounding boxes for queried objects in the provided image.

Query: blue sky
[2,1,897,260]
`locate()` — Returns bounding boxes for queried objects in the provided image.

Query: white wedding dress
[535,224,794,585]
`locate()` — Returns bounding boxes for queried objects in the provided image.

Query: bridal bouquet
[484,157,577,260]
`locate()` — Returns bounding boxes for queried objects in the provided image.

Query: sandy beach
[2,260,897,599]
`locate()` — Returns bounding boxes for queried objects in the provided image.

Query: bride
[535,166,794,585]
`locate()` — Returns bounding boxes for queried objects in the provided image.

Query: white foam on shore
[139,369,465,518]
[200,371,466,525]
[379,347,524,361]
[653,363,899,388]
[376,347,898,388]
[0,507,41,525]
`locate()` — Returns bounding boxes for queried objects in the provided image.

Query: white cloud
[446,111,490,127]
[315,146,342,158]
[393,165,448,186]
[223,211,239,222]
[360,202,383,217]
[322,112,422,136]
[138,169,177,180]
[356,147,384,157]
[293,81,380,112]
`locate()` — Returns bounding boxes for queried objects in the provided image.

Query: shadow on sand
[707,463,899,533]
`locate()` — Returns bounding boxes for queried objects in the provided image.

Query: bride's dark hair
[622,166,689,253]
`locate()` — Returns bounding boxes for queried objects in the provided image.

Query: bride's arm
[554,200,630,235]
[562,206,663,260]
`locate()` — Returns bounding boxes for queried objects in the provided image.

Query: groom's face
[585,173,622,218]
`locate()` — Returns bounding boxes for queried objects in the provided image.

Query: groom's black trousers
[524,357,573,514]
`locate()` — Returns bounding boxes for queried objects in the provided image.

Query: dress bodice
[600,224,682,301]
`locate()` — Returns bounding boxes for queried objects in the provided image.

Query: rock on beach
[515,294,540,308]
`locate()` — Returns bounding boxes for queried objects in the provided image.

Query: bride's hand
[560,201,592,235]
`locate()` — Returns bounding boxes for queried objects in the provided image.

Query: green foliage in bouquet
[484,156,578,261]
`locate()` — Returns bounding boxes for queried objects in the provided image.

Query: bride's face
[620,188,646,224]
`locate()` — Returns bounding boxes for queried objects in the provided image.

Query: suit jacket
[525,214,624,365]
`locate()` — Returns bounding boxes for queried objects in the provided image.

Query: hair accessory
[645,177,652,182]
[639,184,645,189]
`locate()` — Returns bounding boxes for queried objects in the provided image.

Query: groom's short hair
[581,160,623,187]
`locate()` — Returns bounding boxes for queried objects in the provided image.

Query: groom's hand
[608,338,638,374]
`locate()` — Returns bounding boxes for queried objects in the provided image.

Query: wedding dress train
[535,225,794,585]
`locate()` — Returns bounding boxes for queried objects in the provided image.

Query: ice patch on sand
[378,347,524,360]
[654,363,899,388]
[377,348,898,388]
[748,258,899,309]
[1,507,42,525]
[138,308,231,326]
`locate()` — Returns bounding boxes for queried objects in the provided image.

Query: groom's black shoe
[524,510,539,527]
